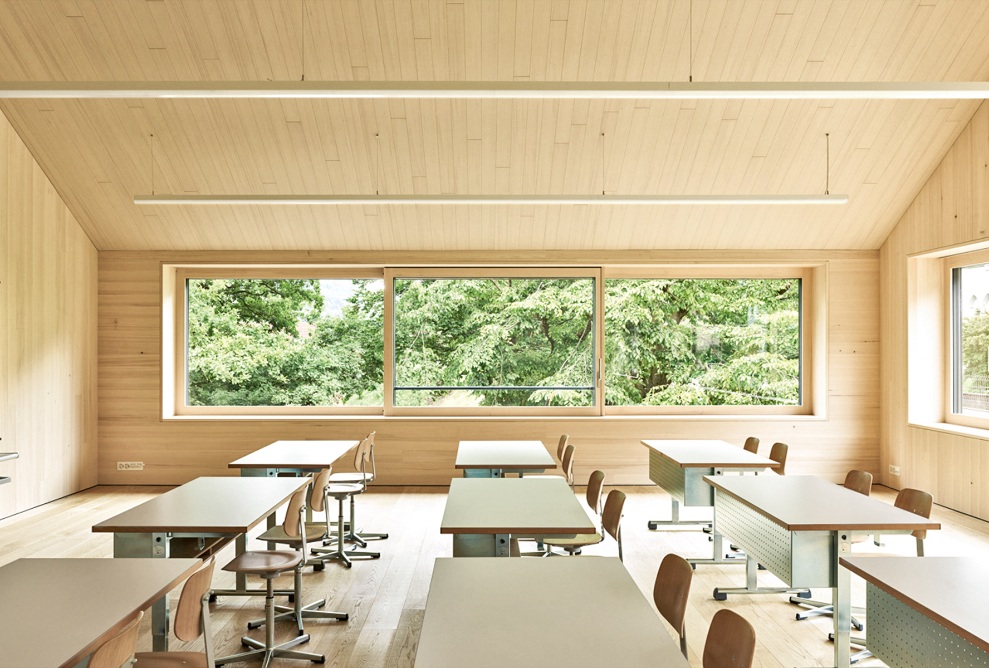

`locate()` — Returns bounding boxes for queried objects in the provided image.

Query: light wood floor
[2,483,985,667]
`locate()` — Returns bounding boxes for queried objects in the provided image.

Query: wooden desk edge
[839,556,989,655]
[440,526,597,535]
[60,558,201,668]
[453,463,557,470]
[641,440,779,469]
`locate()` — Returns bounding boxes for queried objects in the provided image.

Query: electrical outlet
[888,465,901,476]
[117,461,144,471]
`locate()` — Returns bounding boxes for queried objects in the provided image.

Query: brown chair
[134,559,216,668]
[556,433,570,460]
[529,443,576,488]
[768,442,788,475]
[653,554,693,659]
[311,444,382,567]
[326,432,389,544]
[217,485,327,666]
[894,487,934,557]
[600,489,627,562]
[791,470,874,627]
[541,469,606,556]
[742,436,759,454]
[89,610,143,668]
[702,609,756,668]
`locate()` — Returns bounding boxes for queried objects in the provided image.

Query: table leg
[648,498,711,530]
[833,533,852,668]
[113,532,172,651]
[713,554,813,601]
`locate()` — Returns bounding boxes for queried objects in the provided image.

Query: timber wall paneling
[881,100,989,521]
[0,111,98,519]
[98,251,879,486]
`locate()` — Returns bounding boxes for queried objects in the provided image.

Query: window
[164,264,818,418]
[948,251,989,427]
[388,269,598,413]
[169,268,384,415]
[603,267,813,415]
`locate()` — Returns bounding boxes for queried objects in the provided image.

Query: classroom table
[93,476,309,651]
[229,439,359,527]
[414,557,690,668]
[440,477,595,557]
[0,557,200,667]
[455,440,556,477]
[705,475,940,668]
[840,556,989,667]
[641,439,778,564]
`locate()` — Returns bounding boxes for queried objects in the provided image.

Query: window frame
[943,248,989,430]
[165,265,385,417]
[162,262,823,419]
[384,267,603,416]
[602,265,817,416]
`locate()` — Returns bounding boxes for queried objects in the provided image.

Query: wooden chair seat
[223,550,302,576]
[257,522,328,546]
[327,471,372,484]
[542,530,603,549]
[325,482,364,498]
[134,651,209,668]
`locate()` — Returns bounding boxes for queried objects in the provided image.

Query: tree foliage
[186,275,801,409]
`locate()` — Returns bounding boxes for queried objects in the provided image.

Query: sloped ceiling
[1,0,988,252]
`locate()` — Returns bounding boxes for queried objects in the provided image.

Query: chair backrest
[895,488,933,541]
[560,444,576,486]
[769,442,788,475]
[173,557,216,666]
[742,436,759,454]
[702,609,756,668]
[88,610,143,668]
[843,470,873,497]
[601,489,626,560]
[352,435,369,470]
[282,485,310,544]
[556,433,570,460]
[310,467,332,514]
[365,430,378,478]
[585,470,605,516]
[653,553,693,657]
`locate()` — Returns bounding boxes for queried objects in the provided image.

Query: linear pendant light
[4,81,989,100]
[134,194,848,206]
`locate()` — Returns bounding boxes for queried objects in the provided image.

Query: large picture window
[165,264,816,418]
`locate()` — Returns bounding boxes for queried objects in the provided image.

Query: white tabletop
[642,439,778,468]
[455,440,556,470]
[0,557,200,668]
[840,556,989,653]
[228,439,358,469]
[706,475,941,532]
[440,478,595,535]
[415,557,690,667]
[92,476,309,534]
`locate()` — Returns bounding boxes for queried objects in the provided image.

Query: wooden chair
[600,489,627,562]
[529,443,576,488]
[541,469,606,556]
[311,445,382,567]
[653,553,693,659]
[217,485,328,666]
[702,609,756,668]
[257,467,331,569]
[769,442,788,475]
[791,470,873,627]
[89,610,143,668]
[556,433,570,460]
[327,432,389,544]
[742,436,759,454]
[134,559,216,668]
[894,487,934,556]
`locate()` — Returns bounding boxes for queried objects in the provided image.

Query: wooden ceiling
[1,0,988,252]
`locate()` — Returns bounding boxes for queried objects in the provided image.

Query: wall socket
[888,464,901,476]
[117,461,144,471]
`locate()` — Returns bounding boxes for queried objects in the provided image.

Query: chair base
[216,633,324,667]
[827,632,872,664]
[790,596,865,630]
[248,597,349,633]
[310,545,380,568]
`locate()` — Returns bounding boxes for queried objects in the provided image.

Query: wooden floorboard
[1,483,983,667]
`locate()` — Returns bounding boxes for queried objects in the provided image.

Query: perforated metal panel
[649,452,687,504]
[715,490,794,582]
[867,585,989,668]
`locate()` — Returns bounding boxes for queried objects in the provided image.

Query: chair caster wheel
[713,589,727,601]
[690,563,696,570]
[247,621,261,630]
[288,594,295,603]
[208,593,217,603]
[854,621,865,631]
[796,590,812,599]
[647,521,659,530]
[315,657,326,664]
[314,563,325,572]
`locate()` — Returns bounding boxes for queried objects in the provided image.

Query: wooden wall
[0,111,98,519]
[880,101,989,519]
[99,251,879,486]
